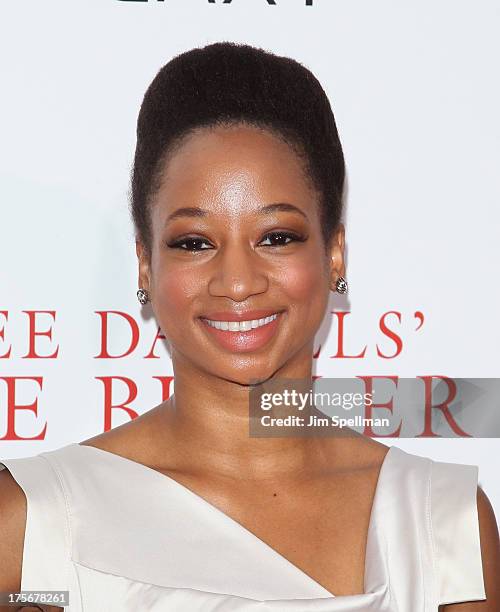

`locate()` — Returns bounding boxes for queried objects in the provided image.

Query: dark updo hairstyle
[130,41,345,258]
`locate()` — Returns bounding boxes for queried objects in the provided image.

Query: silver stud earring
[137,288,150,305]
[335,276,348,294]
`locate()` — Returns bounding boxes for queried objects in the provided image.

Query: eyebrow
[165,202,308,224]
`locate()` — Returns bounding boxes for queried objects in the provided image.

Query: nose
[207,240,269,301]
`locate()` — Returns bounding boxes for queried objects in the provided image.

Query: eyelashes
[167,231,307,253]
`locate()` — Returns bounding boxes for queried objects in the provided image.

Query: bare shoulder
[475,486,500,607]
[311,434,391,507]
[477,485,499,539]
[440,486,500,611]
[0,468,26,591]
[79,400,172,465]
[355,435,392,465]
[345,436,392,489]
[0,468,74,612]
[328,433,391,471]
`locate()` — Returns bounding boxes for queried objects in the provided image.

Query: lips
[203,313,278,332]
[198,310,284,353]
[199,309,284,322]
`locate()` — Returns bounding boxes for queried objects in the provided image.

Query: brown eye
[166,231,306,252]
[259,231,305,247]
[168,237,213,252]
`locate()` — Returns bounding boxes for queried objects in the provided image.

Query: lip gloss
[198,313,283,352]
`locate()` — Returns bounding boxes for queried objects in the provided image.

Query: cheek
[276,251,329,312]
[154,265,200,321]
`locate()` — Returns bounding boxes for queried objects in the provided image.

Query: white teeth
[203,313,279,332]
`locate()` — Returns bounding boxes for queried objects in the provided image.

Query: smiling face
[136,124,345,385]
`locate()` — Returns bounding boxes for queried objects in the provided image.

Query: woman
[1,42,499,611]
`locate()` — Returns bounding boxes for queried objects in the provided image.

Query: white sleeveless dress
[0,443,486,611]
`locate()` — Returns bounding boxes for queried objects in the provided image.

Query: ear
[136,239,151,293]
[328,223,346,291]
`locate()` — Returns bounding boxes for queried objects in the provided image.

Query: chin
[210,360,281,387]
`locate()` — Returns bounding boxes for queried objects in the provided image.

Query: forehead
[151,124,318,222]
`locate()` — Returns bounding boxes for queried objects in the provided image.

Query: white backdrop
[1,0,499,521]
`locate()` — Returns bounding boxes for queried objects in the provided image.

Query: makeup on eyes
[166,230,308,251]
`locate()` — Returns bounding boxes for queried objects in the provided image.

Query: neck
[160,347,326,482]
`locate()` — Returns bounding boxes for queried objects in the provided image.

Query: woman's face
[137,124,345,385]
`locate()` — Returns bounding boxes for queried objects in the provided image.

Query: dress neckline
[71,441,398,598]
